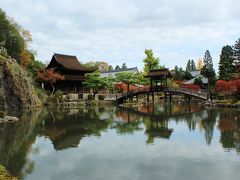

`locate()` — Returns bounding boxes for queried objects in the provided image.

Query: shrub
[98,94,105,100]
[88,94,94,100]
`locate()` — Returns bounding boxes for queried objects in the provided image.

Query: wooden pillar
[188,95,191,103]
[147,93,149,102]
[150,78,153,91]
[169,92,172,103]
[165,92,167,102]
[152,92,154,102]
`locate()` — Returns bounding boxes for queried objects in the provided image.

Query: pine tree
[121,63,127,70]
[190,59,196,71]
[143,49,160,73]
[218,45,235,80]
[201,50,216,94]
[233,38,240,65]
[186,59,191,72]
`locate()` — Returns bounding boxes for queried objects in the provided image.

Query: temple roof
[145,68,172,78]
[47,53,93,72]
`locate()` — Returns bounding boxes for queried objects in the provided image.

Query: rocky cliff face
[0,55,41,115]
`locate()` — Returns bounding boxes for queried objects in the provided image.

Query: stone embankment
[0,54,41,115]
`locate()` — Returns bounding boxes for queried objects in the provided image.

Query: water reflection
[0,102,239,179]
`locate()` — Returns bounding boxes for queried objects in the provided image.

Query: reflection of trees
[39,107,113,150]
[218,110,240,154]
[0,109,44,178]
[111,108,142,134]
[200,110,218,145]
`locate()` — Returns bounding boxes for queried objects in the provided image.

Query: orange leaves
[215,80,237,95]
[20,50,31,68]
[181,84,200,91]
[36,68,64,84]
[114,83,137,93]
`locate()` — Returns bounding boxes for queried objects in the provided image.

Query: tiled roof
[47,53,93,72]
[145,68,172,77]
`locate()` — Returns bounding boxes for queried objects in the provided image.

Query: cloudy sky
[1,0,240,70]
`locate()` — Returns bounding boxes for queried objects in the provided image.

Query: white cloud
[1,0,240,70]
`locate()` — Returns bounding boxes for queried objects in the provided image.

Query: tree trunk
[51,84,55,96]
[127,84,129,93]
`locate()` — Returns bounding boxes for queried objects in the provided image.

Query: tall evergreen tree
[201,50,216,94]
[218,45,235,80]
[233,38,240,65]
[121,63,127,70]
[190,59,196,71]
[143,49,160,73]
[186,59,191,72]
[115,65,121,70]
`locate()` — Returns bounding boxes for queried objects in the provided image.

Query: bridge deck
[116,86,208,104]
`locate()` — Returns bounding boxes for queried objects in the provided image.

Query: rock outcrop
[0,54,41,115]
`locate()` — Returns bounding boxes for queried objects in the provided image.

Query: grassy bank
[0,165,17,180]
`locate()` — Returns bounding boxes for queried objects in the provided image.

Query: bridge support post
[169,92,172,103]
[147,93,149,102]
[188,95,191,103]
[152,92,154,102]
[165,92,167,102]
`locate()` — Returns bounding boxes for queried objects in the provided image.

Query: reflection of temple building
[40,109,110,150]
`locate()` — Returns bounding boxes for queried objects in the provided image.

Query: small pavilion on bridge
[145,68,172,91]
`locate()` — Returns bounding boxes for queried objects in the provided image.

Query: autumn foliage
[36,68,64,95]
[215,80,240,96]
[114,83,138,93]
[181,84,200,91]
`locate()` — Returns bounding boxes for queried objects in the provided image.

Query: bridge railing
[166,87,208,98]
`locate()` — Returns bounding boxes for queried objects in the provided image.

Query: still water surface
[0,102,240,180]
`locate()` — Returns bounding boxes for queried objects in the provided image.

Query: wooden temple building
[43,53,94,93]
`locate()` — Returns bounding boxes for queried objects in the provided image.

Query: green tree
[0,8,25,61]
[190,59,196,71]
[115,65,121,70]
[218,45,235,80]
[233,38,240,65]
[115,72,137,92]
[201,50,216,94]
[186,59,191,72]
[83,72,107,99]
[193,77,203,87]
[108,65,113,71]
[105,76,115,93]
[173,66,185,80]
[135,73,149,86]
[121,63,127,70]
[143,49,160,73]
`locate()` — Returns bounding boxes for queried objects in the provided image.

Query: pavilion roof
[145,68,172,78]
[47,53,93,72]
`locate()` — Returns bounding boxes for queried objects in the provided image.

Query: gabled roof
[145,68,172,78]
[47,53,93,72]
[183,74,208,84]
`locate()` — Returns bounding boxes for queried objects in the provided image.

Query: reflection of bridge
[117,86,208,104]
[118,103,202,121]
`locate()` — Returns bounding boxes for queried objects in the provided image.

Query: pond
[0,102,239,180]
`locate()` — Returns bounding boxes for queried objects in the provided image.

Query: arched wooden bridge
[116,86,208,104]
